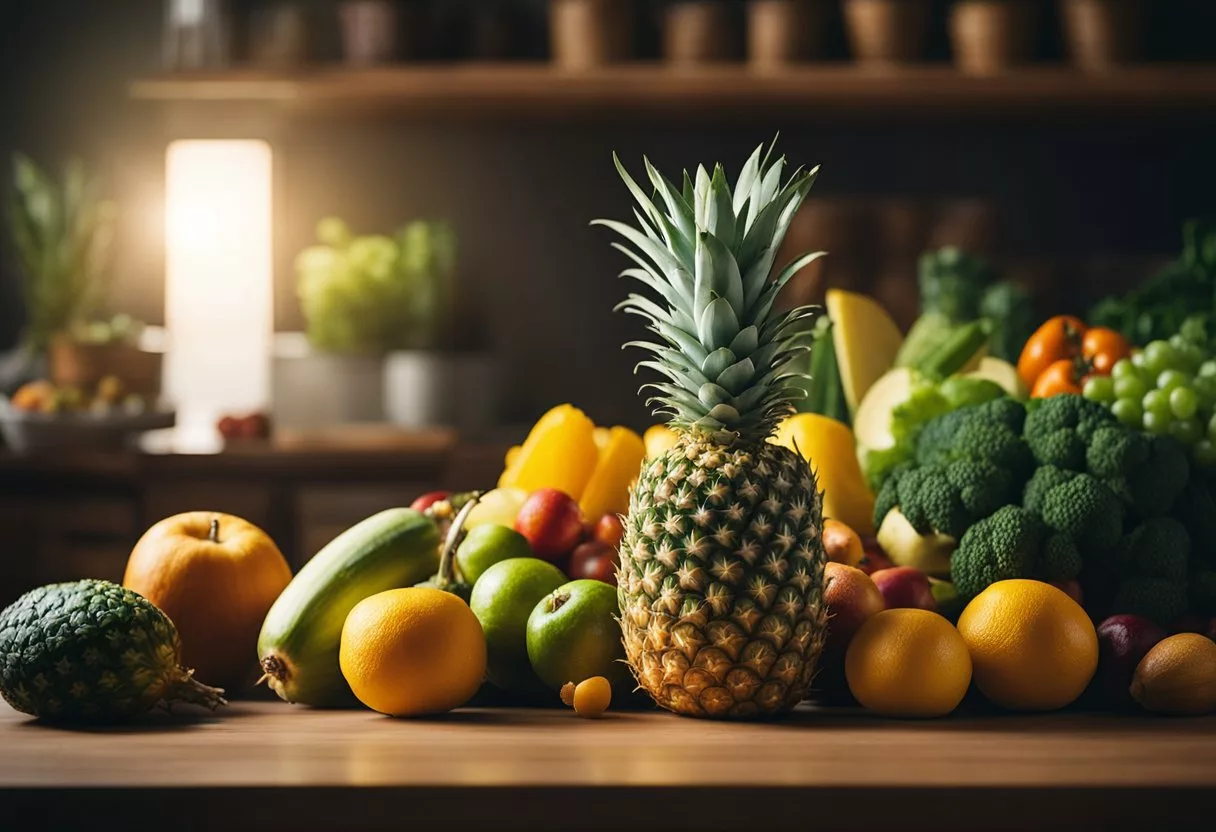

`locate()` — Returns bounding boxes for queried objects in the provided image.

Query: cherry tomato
[1081,327,1131,376]
[1031,358,1084,398]
[1018,315,1086,389]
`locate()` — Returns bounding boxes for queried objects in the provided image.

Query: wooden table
[2,701,1213,831]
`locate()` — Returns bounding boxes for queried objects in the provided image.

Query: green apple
[457,524,533,584]
[470,558,566,699]
[526,579,632,695]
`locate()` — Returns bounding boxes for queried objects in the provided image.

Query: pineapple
[596,141,828,718]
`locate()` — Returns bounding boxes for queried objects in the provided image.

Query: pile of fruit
[10,375,149,416]
[3,141,1216,727]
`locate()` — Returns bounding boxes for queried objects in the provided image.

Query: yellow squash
[774,412,876,536]
[580,426,646,521]
[499,404,600,500]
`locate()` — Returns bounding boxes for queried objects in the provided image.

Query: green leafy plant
[295,217,457,353]
[8,155,117,351]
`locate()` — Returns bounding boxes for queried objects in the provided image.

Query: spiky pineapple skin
[0,580,189,721]
[618,437,828,718]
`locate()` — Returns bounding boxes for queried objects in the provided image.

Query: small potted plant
[8,154,161,397]
[949,0,1038,76]
[1060,0,1145,71]
[663,1,741,64]
[843,0,933,65]
[747,0,832,68]
[549,0,633,69]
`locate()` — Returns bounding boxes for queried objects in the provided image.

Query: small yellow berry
[559,682,576,707]
[572,676,612,718]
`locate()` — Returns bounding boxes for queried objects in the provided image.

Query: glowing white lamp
[164,140,274,452]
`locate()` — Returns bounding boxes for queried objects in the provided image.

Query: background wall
[2,0,1215,429]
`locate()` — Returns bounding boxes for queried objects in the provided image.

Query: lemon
[340,587,486,717]
[845,608,972,718]
[957,579,1097,711]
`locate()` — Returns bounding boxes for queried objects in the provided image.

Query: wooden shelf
[4,700,1216,831]
[129,63,1216,123]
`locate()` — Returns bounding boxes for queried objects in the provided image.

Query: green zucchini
[257,507,440,706]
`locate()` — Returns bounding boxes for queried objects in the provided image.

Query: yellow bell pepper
[498,404,600,500]
[773,412,876,536]
[642,424,679,459]
[579,426,646,521]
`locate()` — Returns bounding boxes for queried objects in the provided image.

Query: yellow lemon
[340,587,486,717]
[845,608,972,718]
[957,579,1098,711]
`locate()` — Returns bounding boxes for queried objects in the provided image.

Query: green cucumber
[257,508,440,706]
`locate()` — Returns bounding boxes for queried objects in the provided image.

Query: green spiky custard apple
[0,580,225,721]
[596,141,829,718]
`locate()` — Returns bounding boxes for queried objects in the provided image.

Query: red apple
[823,562,885,649]
[410,491,451,513]
[870,566,936,612]
[514,488,584,560]
[591,514,625,549]
[569,540,619,586]
[858,545,894,575]
[243,412,271,438]
[217,415,240,440]
[1091,614,1168,708]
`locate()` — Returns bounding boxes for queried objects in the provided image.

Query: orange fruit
[845,608,972,718]
[340,587,486,717]
[957,579,1098,711]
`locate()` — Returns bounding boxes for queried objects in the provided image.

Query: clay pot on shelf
[1061,0,1144,71]
[549,0,633,70]
[843,0,932,65]
[338,0,429,64]
[747,0,831,68]
[950,1,1038,76]
[664,1,741,65]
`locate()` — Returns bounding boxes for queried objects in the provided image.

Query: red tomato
[1018,315,1086,389]
[1081,327,1131,376]
[1031,358,1084,399]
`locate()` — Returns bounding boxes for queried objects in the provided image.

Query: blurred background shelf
[129,63,1216,122]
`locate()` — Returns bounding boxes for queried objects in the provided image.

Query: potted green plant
[8,154,161,396]
[949,0,1038,76]
[1060,0,1144,71]
[844,0,933,65]
[282,217,488,431]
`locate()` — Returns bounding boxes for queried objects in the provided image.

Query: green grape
[1111,358,1139,380]
[1179,344,1207,372]
[1143,389,1171,417]
[1180,316,1209,345]
[1143,410,1171,435]
[1196,439,1216,468]
[1131,351,1147,369]
[1082,375,1116,403]
[1115,375,1148,401]
[1199,360,1216,379]
[1170,387,1199,420]
[1143,341,1176,375]
[1171,417,1203,446]
[1111,398,1143,427]
[1157,370,1190,394]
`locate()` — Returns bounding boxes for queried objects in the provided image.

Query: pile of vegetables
[875,393,1216,627]
[897,247,1036,368]
[1091,219,1216,346]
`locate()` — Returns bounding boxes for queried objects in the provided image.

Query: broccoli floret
[1111,578,1189,626]
[1119,517,1190,581]
[1022,465,1074,515]
[915,402,1030,475]
[952,506,1046,599]
[1037,472,1125,556]
[1085,425,1150,480]
[873,464,905,531]
[1040,533,1083,583]
[1024,395,1114,471]
[1118,436,1190,519]
[946,458,1017,519]
[893,466,971,540]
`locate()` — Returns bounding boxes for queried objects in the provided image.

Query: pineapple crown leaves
[594,140,825,444]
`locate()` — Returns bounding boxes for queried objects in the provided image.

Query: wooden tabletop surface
[2,700,1214,831]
